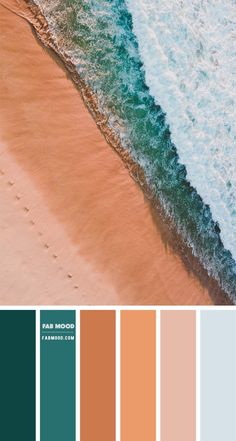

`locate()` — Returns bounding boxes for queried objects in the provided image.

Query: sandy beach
[0,1,227,304]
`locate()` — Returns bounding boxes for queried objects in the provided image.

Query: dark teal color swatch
[0,310,35,441]
[40,310,76,441]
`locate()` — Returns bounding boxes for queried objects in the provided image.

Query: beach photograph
[0,0,235,304]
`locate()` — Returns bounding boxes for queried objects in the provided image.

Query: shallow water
[34,0,236,301]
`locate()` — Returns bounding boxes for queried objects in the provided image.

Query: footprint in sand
[1,172,79,293]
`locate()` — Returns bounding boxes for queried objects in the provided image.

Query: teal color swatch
[0,310,35,441]
[40,310,76,441]
[201,311,236,441]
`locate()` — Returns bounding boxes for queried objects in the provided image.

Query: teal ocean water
[35,0,236,301]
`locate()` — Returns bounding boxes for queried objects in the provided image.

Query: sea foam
[31,0,236,298]
[126,0,236,261]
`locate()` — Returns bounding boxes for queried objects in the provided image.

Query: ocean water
[35,0,236,301]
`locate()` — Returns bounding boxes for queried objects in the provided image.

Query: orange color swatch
[80,311,116,441]
[121,310,156,441]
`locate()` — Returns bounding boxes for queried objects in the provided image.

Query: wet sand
[0,1,219,304]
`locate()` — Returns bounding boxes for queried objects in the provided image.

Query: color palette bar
[40,310,76,441]
[121,310,156,441]
[161,311,196,441]
[80,310,116,441]
[1,308,236,441]
[0,310,35,441]
[201,311,236,441]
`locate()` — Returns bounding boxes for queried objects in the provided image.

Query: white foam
[126,0,236,260]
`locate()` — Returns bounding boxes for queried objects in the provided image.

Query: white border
[1,305,235,310]
[76,308,80,441]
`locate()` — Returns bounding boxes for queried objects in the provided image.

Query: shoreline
[24,0,232,305]
[0,1,230,304]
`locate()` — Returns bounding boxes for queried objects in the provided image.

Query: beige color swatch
[161,311,196,441]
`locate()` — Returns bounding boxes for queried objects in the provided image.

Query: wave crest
[126,0,236,261]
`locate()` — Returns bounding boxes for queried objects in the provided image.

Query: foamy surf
[24,0,236,301]
[126,0,236,261]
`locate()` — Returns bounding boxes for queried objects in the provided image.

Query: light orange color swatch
[80,311,116,441]
[161,311,196,441]
[121,310,156,441]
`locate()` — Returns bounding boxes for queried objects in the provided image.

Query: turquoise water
[36,0,236,301]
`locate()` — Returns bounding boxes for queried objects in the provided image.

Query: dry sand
[0,1,219,304]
